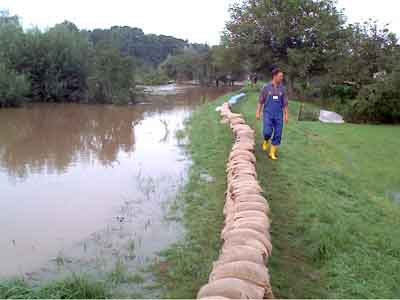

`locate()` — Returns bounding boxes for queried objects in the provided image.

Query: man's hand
[256,110,261,120]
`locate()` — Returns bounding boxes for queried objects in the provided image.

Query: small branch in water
[159,119,170,142]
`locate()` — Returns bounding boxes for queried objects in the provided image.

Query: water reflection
[0,86,233,181]
[0,104,138,180]
[0,85,237,279]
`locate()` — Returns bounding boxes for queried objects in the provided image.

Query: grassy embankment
[156,88,400,298]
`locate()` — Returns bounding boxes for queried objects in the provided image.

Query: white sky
[1,0,399,45]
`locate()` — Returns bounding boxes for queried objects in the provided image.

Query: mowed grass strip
[235,92,400,299]
[157,89,400,299]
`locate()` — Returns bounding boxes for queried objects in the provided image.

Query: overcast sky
[1,0,399,45]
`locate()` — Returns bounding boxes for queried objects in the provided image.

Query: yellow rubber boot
[262,140,270,152]
[269,145,278,160]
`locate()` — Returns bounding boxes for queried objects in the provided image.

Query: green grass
[0,275,109,299]
[156,90,400,298]
[154,94,234,298]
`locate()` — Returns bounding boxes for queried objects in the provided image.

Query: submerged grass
[156,89,400,298]
[0,275,109,299]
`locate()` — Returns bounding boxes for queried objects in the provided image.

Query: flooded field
[0,85,237,290]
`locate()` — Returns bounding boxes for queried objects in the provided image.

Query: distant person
[251,73,258,88]
[256,68,289,160]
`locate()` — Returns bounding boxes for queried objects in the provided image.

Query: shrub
[350,68,400,123]
[0,63,30,107]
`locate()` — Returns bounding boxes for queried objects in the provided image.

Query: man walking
[256,68,289,160]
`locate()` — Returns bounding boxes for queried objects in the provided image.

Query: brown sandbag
[223,198,235,216]
[229,171,257,180]
[230,150,256,160]
[197,278,265,299]
[232,210,268,221]
[230,119,246,124]
[227,167,256,175]
[223,201,268,218]
[222,220,270,237]
[210,261,270,288]
[228,162,256,170]
[222,219,270,237]
[218,245,266,265]
[223,228,272,256]
[229,181,262,192]
[229,155,256,164]
[230,190,262,199]
[198,297,230,300]
[231,184,263,194]
[231,124,252,131]
[222,238,268,257]
[236,202,269,214]
[232,143,254,151]
[229,172,258,179]
[235,194,267,204]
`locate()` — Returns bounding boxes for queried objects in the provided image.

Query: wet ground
[0,85,237,295]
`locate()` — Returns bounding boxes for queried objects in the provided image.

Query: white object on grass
[319,110,345,124]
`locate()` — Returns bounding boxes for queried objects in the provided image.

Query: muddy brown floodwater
[0,85,238,295]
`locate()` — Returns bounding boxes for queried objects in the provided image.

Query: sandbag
[229,182,262,194]
[232,143,254,151]
[219,245,266,265]
[223,222,269,237]
[223,228,272,255]
[229,155,256,164]
[224,211,269,225]
[197,278,265,299]
[223,202,269,220]
[231,185,263,194]
[198,297,231,300]
[230,116,245,122]
[230,150,256,160]
[235,202,269,214]
[210,261,270,287]
[230,190,262,199]
[226,219,270,235]
[222,238,268,257]
[235,194,267,204]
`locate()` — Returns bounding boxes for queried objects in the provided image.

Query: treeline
[161,43,244,86]
[223,0,400,123]
[0,10,188,107]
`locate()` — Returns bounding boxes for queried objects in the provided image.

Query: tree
[225,0,345,94]
[0,11,30,107]
[87,41,135,104]
[211,45,245,84]
[0,63,30,107]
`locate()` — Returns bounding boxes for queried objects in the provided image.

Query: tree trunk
[286,74,295,98]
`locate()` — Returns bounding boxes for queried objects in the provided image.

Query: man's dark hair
[271,68,282,78]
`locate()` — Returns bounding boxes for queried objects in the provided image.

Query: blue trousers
[263,113,283,146]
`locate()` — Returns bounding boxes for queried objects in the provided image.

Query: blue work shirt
[259,82,288,118]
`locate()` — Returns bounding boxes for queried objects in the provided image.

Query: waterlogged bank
[0,85,237,298]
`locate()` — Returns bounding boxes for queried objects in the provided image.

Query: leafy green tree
[211,45,245,83]
[87,41,135,104]
[0,11,30,107]
[325,21,399,88]
[87,26,187,67]
[0,10,25,70]
[0,63,30,107]
[225,0,345,94]
[351,62,400,123]
[40,22,90,101]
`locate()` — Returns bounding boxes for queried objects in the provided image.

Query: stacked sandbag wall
[197,102,274,300]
